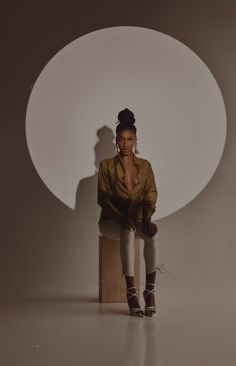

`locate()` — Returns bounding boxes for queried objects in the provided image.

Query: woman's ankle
[125,274,135,288]
[145,270,157,287]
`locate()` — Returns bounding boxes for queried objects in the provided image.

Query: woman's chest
[123,165,139,192]
[108,157,146,196]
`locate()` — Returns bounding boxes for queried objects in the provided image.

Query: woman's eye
[117,138,134,142]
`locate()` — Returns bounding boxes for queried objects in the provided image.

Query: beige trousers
[98,219,160,277]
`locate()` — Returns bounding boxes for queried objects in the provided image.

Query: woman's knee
[99,220,136,241]
[145,228,158,239]
[120,225,136,239]
[99,221,121,240]
[144,232,159,245]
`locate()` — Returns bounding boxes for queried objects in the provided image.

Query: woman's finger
[152,225,157,237]
[150,227,154,237]
[143,221,153,237]
[149,224,157,238]
[147,223,152,237]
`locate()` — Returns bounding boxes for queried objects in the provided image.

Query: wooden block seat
[99,235,141,303]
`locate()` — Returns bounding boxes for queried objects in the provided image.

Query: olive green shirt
[97,152,158,224]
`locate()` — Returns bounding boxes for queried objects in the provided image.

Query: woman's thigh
[99,219,158,241]
[99,220,122,240]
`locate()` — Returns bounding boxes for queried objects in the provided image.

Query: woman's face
[116,129,137,156]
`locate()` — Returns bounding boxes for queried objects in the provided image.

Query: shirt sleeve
[142,161,158,220]
[97,159,127,222]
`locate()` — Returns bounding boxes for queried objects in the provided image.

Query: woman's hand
[142,219,158,238]
[119,218,137,231]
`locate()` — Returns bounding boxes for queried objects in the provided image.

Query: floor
[0,285,235,366]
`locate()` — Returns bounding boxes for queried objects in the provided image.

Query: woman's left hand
[142,220,158,238]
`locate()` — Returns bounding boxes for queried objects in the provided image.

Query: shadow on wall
[0,125,119,300]
[73,125,116,285]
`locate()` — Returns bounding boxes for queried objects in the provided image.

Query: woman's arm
[142,161,158,237]
[142,161,158,221]
[97,159,127,223]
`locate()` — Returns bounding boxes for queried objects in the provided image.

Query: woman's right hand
[119,218,136,231]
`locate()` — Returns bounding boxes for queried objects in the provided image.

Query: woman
[97,108,160,318]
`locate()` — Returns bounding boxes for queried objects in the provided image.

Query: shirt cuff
[142,207,154,221]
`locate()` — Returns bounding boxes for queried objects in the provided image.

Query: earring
[116,143,120,153]
[134,142,139,154]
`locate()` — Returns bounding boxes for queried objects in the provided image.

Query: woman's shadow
[73,125,116,288]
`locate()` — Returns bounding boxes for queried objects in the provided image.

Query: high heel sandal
[127,286,145,317]
[143,282,157,317]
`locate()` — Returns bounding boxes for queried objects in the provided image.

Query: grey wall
[1,0,235,299]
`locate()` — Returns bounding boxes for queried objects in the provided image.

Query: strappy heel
[127,286,145,317]
[143,282,157,317]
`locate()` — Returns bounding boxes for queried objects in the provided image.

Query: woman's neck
[119,151,134,165]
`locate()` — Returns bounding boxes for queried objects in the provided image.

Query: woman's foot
[125,275,144,317]
[143,271,157,317]
[127,286,144,317]
[143,283,157,317]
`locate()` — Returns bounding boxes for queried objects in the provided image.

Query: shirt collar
[115,152,142,168]
[114,152,142,193]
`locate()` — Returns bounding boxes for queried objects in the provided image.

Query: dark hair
[115,108,137,135]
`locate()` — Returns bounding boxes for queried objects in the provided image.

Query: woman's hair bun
[117,108,135,125]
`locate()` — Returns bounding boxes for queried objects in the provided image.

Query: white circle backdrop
[25,26,227,219]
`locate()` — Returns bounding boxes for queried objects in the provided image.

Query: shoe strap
[127,291,138,299]
[145,306,156,309]
[143,283,156,299]
[130,308,144,317]
[127,286,138,300]
[157,263,172,276]
[144,288,155,296]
